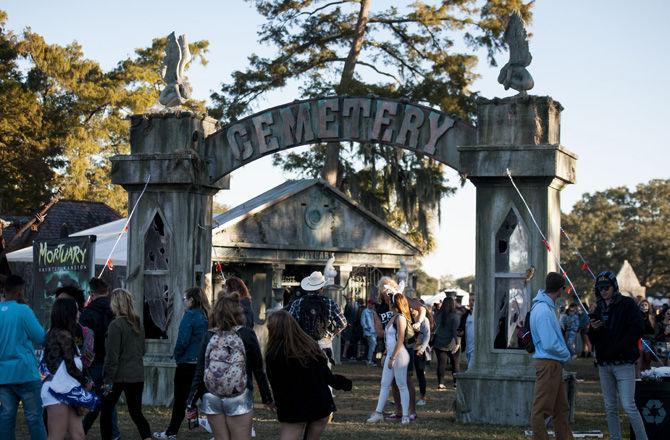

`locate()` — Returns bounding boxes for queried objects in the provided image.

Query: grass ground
[17,357,630,439]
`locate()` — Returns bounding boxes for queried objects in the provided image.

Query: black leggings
[101,382,151,440]
[414,351,427,396]
[166,363,197,435]
[436,348,459,386]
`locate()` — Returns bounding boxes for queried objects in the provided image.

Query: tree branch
[365,41,424,79]
[295,1,350,20]
[354,60,401,83]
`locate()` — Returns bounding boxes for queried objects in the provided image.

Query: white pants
[374,348,410,416]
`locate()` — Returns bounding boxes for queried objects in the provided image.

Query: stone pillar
[111,111,227,405]
[455,96,576,425]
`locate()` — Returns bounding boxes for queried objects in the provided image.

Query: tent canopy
[6,218,128,266]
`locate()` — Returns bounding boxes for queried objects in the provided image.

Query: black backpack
[297,294,330,341]
[517,307,535,353]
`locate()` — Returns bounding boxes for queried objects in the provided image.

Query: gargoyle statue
[159,32,193,107]
[324,254,337,286]
[497,11,534,96]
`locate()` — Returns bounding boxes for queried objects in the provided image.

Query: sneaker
[437,383,447,391]
[366,412,383,423]
[366,361,375,366]
[153,432,176,440]
[401,416,410,424]
[416,399,427,406]
[409,413,417,421]
[385,412,401,420]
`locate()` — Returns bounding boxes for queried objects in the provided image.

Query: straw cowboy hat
[301,271,326,291]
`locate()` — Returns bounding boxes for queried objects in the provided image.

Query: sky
[3,0,669,280]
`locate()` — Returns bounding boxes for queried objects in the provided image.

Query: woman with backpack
[40,297,98,440]
[433,296,460,389]
[100,288,152,440]
[154,287,210,440]
[187,293,273,440]
[265,310,351,440]
[366,292,412,425]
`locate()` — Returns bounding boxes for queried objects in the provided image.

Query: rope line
[98,174,151,277]
[505,169,589,315]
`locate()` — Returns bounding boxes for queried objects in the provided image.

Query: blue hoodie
[530,290,571,363]
[0,300,45,384]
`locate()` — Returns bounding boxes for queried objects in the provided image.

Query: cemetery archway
[204,96,476,184]
[111,94,576,426]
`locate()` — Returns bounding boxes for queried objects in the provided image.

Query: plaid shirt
[288,293,347,338]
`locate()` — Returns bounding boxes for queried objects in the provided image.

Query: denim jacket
[173,308,208,364]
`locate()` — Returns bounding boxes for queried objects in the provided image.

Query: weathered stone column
[111,111,227,405]
[455,96,576,425]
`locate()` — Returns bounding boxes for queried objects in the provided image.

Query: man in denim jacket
[529,272,573,440]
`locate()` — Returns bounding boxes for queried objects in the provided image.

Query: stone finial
[324,254,337,286]
[497,11,534,96]
[159,32,193,107]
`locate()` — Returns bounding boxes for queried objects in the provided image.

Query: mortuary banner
[33,235,96,301]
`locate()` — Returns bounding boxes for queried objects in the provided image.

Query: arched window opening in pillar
[143,212,171,339]
[493,208,531,350]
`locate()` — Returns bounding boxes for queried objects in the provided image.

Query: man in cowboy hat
[289,271,347,362]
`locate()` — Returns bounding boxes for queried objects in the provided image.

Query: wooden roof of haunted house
[212,179,420,269]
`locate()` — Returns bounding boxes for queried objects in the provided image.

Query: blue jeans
[365,334,377,362]
[598,363,647,440]
[82,363,119,438]
[0,381,47,440]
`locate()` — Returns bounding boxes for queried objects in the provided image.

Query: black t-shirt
[376,302,394,327]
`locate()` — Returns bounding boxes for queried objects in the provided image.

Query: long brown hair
[110,288,142,334]
[211,292,245,330]
[266,310,325,367]
[439,296,456,328]
[224,277,251,300]
[185,286,211,319]
[392,293,412,325]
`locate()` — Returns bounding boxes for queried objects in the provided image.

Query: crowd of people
[0,268,478,440]
[2,265,663,440]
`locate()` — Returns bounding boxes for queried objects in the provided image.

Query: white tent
[421,288,471,307]
[6,218,128,266]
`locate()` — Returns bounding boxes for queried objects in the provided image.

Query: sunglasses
[597,285,612,292]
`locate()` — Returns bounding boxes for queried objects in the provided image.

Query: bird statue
[396,258,408,292]
[524,265,536,285]
[159,32,193,107]
[323,254,337,286]
[497,11,534,96]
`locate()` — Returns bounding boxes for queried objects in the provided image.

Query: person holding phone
[588,271,647,440]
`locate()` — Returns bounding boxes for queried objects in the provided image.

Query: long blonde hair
[110,288,142,334]
[377,276,399,308]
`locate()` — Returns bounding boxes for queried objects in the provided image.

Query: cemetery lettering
[224,97,457,162]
